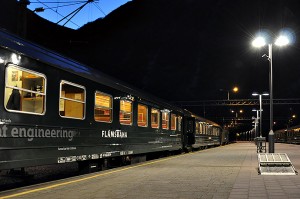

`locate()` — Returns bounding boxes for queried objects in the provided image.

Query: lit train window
[94,91,112,123]
[171,114,177,130]
[120,100,132,125]
[195,122,200,134]
[199,123,203,134]
[162,111,169,130]
[178,116,182,131]
[4,64,46,115]
[151,108,160,129]
[59,80,85,120]
[138,104,148,127]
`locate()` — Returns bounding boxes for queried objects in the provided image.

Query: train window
[138,104,148,127]
[171,114,177,130]
[199,123,203,134]
[151,108,160,128]
[195,122,200,134]
[120,100,132,125]
[59,80,85,120]
[178,116,182,131]
[94,91,112,123]
[4,64,46,115]
[162,112,169,130]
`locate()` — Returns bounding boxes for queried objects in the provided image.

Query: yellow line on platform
[0,148,216,199]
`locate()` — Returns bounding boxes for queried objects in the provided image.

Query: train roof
[0,29,183,113]
[183,109,221,127]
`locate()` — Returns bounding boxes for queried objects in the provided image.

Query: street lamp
[219,86,239,100]
[252,31,291,153]
[252,92,269,138]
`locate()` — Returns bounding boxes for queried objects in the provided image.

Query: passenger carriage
[274,125,300,144]
[0,29,225,173]
[0,29,186,171]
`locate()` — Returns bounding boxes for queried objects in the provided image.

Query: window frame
[94,91,113,123]
[162,111,170,130]
[4,64,47,115]
[137,103,148,127]
[151,108,160,129]
[119,99,133,126]
[59,80,86,120]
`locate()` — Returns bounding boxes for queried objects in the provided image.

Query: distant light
[252,109,257,112]
[239,110,243,113]
[275,35,289,46]
[252,92,269,96]
[292,114,296,118]
[233,86,239,93]
[252,37,266,48]
[262,92,269,96]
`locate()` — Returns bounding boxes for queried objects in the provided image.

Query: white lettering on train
[101,130,128,138]
[0,125,77,141]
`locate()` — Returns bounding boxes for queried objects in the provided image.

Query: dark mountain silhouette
[0,0,75,52]
[69,0,300,102]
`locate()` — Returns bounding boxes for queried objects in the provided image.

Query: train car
[0,29,188,172]
[182,111,223,150]
[274,125,300,144]
[221,129,229,145]
[286,125,300,144]
[194,115,223,148]
[274,129,288,143]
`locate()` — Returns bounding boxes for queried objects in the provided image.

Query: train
[274,125,300,144]
[0,29,228,174]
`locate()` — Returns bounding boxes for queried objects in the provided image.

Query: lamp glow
[233,87,239,93]
[275,35,289,46]
[252,37,266,48]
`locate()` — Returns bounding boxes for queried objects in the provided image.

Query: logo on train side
[0,124,78,141]
[101,130,128,138]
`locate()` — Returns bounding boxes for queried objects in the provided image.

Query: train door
[183,117,195,149]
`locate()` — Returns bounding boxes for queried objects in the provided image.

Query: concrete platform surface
[1,142,300,199]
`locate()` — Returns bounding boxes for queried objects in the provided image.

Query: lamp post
[219,86,239,100]
[252,33,291,153]
[252,92,269,137]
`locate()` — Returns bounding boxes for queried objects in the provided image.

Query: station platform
[1,142,300,199]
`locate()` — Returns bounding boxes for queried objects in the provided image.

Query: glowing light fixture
[233,86,239,93]
[252,36,266,47]
[275,35,289,46]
